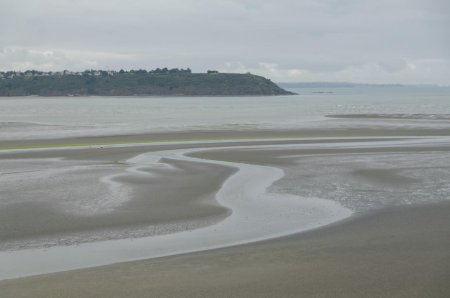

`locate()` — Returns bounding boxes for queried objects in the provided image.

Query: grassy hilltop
[0,68,294,96]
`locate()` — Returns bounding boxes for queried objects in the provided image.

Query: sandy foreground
[1,203,449,298]
[1,128,450,297]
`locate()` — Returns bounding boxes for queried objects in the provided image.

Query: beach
[3,0,450,295]
[0,126,450,296]
[1,90,450,296]
[2,201,449,298]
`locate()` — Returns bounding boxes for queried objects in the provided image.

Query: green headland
[0,68,294,96]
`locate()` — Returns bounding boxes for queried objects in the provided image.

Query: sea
[1,85,450,141]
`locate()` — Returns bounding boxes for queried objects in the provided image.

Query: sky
[1,0,449,84]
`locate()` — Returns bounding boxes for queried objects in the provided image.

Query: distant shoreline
[0,93,296,98]
[0,70,294,96]
[277,82,450,88]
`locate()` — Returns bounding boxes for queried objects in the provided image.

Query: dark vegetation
[0,68,294,96]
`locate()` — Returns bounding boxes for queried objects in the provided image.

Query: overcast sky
[1,0,449,84]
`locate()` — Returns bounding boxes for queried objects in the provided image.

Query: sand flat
[1,202,449,298]
[0,144,351,279]
[2,127,450,150]
[0,154,235,251]
[1,130,450,297]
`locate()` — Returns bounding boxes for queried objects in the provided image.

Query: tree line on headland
[0,68,294,96]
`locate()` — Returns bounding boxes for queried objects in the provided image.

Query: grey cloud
[1,0,448,84]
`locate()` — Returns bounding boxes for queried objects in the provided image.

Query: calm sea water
[1,86,450,141]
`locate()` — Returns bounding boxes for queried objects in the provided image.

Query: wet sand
[1,130,450,296]
[3,127,450,150]
[1,202,449,298]
[0,136,368,250]
[0,157,235,250]
[0,142,351,278]
[327,113,450,120]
